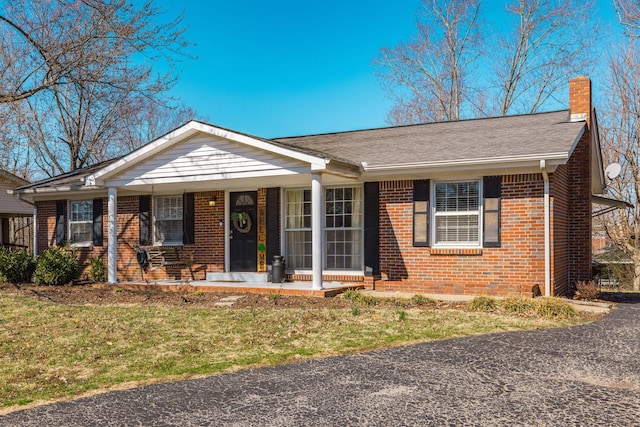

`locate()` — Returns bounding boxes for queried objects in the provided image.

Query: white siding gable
[110,133,311,186]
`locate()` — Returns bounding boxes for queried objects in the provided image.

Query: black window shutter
[183,193,195,245]
[364,182,380,275]
[93,199,104,246]
[266,188,280,265]
[139,195,151,245]
[55,201,65,246]
[483,176,502,247]
[413,180,430,247]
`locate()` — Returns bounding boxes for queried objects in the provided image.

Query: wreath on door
[231,212,252,233]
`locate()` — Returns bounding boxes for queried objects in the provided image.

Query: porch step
[206,272,269,283]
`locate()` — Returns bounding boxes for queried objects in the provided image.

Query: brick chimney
[569,76,592,127]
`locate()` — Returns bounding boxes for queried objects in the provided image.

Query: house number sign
[257,206,266,272]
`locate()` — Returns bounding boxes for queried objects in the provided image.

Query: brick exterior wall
[550,164,569,295]
[567,129,592,289]
[37,191,227,282]
[567,75,593,291]
[376,176,546,296]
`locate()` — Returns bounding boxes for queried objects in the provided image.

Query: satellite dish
[605,163,621,180]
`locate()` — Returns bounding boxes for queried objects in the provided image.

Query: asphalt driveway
[2,298,640,426]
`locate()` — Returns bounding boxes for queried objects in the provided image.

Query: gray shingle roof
[16,110,586,192]
[14,158,121,192]
[273,110,583,167]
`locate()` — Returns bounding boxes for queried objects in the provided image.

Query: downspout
[540,160,551,297]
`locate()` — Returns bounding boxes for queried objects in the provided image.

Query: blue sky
[162,0,619,138]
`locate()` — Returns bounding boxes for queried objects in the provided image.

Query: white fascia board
[104,168,310,187]
[361,153,569,175]
[318,159,360,178]
[17,187,107,202]
[87,121,329,185]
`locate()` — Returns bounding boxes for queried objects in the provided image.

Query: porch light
[208,196,217,207]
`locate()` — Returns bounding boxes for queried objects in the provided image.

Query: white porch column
[33,207,37,255]
[311,172,324,290]
[107,187,118,284]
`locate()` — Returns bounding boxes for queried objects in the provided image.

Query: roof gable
[102,131,316,187]
[87,121,342,186]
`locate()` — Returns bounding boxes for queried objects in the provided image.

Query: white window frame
[283,188,313,271]
[324,186,363,271]
[68,200,93,246]
[153,195,183,246]
[431,179,483,248]
[283,185,364,273]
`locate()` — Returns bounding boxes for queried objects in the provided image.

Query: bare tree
[0,0,189,103]
[0,0,198,176]
[599,42,640,290]
[491,0,597,116]
[615,0,640,36]
[376,0,598,123]
[375,0,482,125]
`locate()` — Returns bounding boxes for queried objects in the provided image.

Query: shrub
[534,298,576,319]
[411,294,435,306]
[468,296,497,311]
[573,280,600,301]
[88,257,107,283]
[501,296,536,315]
[341,289,378,306]
[0,248,37,284]
[33,246,79,286]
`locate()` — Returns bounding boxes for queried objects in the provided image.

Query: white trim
[430,179,483,249]
[107,187,117,284]
[152,194,184,247]
[540,160,551,297]
[103,168,311,188]
[311,173,324,289]
[68,200,94,246]
[362,153,570,172]
[33,207,37,255]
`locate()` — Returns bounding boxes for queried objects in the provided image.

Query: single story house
[12,76,610,296]
[0,170,33,252]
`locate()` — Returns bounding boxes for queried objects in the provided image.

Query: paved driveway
[3,299,640,426]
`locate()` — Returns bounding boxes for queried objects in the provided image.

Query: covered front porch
[86,121,364,290]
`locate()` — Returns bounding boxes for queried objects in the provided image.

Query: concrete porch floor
[109,280,364,297]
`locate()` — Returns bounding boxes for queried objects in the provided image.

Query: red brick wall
[550,164,569,295]
[567,130,592,289]
[37,192,227,282]
[376,176,546,296]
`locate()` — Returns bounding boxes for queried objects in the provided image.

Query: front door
[230,191,258,272]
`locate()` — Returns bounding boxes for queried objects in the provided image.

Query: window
[325,187,362,269]
[285,189,312,269]
[154,195,183,245]
[69,200,93,244]
[284,187,363,271]
[433,181,480,246]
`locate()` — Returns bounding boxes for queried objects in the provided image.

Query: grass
[0,291,588,412]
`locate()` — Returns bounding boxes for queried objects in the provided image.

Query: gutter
[540,160,551,297]
[361,152,569,172]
